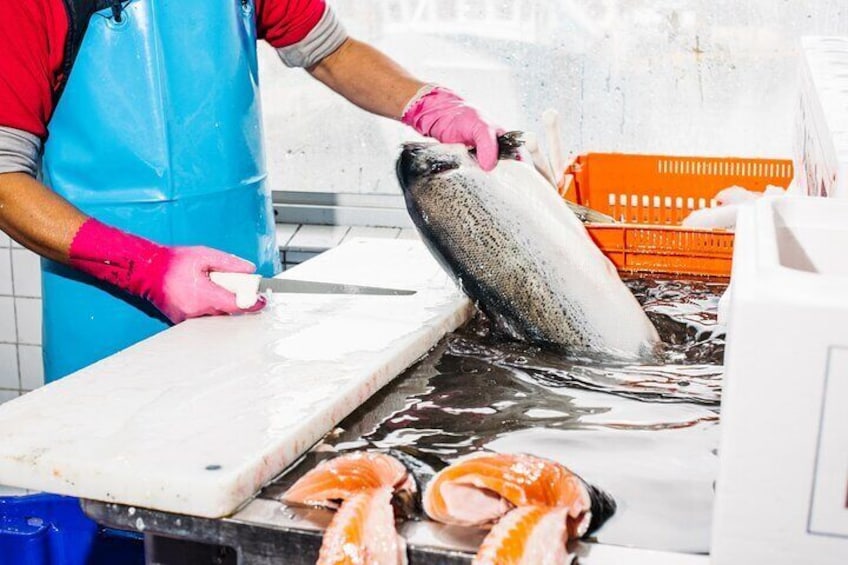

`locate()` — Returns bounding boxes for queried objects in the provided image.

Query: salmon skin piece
[281,452,415,510]
[317,487,408,565]
[473,506,574,565]
[422,453,615,536]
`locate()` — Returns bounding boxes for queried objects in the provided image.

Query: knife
[209,272,416,307]
[258,278,416,296]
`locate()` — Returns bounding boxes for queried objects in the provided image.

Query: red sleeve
[256,0,327,48]
[0,0,68,139]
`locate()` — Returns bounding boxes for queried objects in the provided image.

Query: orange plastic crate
[562,153,794,279]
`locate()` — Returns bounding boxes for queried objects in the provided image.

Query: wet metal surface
[86,278,725,561]
[269,277,725,555]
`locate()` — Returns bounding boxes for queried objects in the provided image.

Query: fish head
[396,142,472,193]
[395,141,485,287]
[397,131,526,193]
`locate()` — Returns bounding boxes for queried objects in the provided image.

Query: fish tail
[496,131,525,160]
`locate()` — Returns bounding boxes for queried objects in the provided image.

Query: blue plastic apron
[41,0,281,382]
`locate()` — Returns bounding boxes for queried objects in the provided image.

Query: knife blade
[209,272,416,300]
[258,278,416,296]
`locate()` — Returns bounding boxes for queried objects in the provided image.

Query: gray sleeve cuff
[0,127,41,177]
[275,4,348,68]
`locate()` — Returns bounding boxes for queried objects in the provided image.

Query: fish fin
[483,305,529,343]
[496,131,525,160]
[565,201,616,224]
[384,447,448,518]
[493,132,615,224]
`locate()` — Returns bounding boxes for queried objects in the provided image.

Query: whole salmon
[396,134,659,359]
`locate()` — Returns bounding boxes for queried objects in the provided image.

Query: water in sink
[313,277,726,555]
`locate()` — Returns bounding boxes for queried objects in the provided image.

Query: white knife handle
[208,272,262,309]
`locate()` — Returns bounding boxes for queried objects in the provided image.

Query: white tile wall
[14,299,41,346]
[287,225,350,252]
[0,485,34,496]
[0,344,18,390]
[0,390,18,403]
[275,224,299,248]
[0,234,21,402]
[12,249,41,298]
[0,259,47,398]
[0,297,17,343]
[346,227,401,239]
[0,249,12,296]
[19,345,44,391]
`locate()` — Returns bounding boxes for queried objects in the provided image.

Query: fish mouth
[397,142,462,189]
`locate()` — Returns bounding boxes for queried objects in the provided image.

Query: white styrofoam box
[0,297,16,343]
[11,249,41,298]
[14,298,41,345]
[0,344,18,390]
[0,249,11,296]
[18,345,43,391]
[795,37,848,198]
[711,196,848,565]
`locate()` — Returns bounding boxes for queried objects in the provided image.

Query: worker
[0,0,503,383]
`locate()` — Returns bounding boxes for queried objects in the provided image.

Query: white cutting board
[0,239,471,517]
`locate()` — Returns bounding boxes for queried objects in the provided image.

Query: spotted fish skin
[396,141,660,359]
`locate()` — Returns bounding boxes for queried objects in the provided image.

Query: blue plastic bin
[0,493,144,565]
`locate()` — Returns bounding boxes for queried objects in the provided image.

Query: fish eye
[428,158,460,175]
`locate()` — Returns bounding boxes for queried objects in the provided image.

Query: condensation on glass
[258,0,847,195]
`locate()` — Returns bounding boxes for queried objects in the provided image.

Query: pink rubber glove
[401,85,503,171]
[68,218,266,324]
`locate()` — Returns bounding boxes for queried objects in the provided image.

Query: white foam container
[795,37,848,197]
[711,196,848,564]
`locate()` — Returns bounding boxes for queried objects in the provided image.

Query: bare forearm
[0,172,87,263]
[308,38,425,119]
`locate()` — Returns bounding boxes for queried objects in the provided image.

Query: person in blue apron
[0,2,503,561]
[0,0,503,384]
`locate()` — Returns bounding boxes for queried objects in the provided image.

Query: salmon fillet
[473,506,574,565]
[282,452,415,509]
[317,487,407,565]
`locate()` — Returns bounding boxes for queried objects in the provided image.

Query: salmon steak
[317,486,407,565]
[281,452,415,509]
[473,506,575,565]
[422,452,615,536]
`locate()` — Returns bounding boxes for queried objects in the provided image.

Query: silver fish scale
[412,172,600,350]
